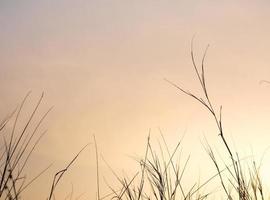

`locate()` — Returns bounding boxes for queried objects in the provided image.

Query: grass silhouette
[0,92,86,200]
[98,41,265,200]
[0,43,266,200]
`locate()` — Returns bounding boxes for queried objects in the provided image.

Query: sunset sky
[1,0,270,199]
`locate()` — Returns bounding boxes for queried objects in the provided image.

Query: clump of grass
[0,92,52,200]
[165,39,265,200]
[0,92,86,200]
[98,40,266,200]
[0,41,266,200]
[100,133,212,200]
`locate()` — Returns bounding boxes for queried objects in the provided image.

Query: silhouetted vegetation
[0,43,266,199]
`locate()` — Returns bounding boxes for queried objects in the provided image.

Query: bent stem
[165,39,258,199]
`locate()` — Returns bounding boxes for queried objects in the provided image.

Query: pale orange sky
[1,0,270,199]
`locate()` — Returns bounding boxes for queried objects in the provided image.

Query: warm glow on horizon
[1,0,270,199]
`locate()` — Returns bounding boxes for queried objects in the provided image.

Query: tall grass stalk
[0,93,87,200]
[0,92,52,200]
[165,39,265,200]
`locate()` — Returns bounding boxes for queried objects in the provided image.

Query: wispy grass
[0,92,52,200]
[0,92,87,200]
[0,41,267,200]
[97,40,267,200]
[99,132,212,200]
[165,39,265,200]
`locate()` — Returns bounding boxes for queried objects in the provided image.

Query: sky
[1,0,270,199]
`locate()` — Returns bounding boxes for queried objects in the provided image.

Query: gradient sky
[1,0,270,199]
